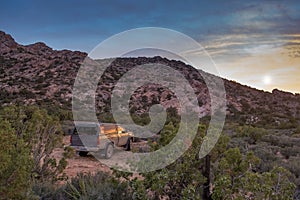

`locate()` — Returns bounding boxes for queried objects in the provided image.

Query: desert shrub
[30,181,64,200]
[292,126,300,137]
[0,120,32,199]
[251,145,278,172]
[131,113,151,126]
[240,99,250,112]
[19,88,36,98]
[281,146,300,158]
[31,172,132,200]
[278,118,298,129]
[63,146,75,159]
[234,125,268,144]
[283,157,300,179]
[63,172,132,200]
[0,106,68,181]
[121,123,208,200]
[261,135,295,148]
[97,112,115,123]
[228,137,248,152]
[213,148,296,200]
[257,114,275,128]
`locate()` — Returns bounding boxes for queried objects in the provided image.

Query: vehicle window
[75,126,98,135]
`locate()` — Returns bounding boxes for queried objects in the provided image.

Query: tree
[25,108,67,182]
[121,123,232,200]
[212,148,296,200]
[212,148,260,199]
[0,105,68,199]
[123,123,207,199]
[243,167,296,200]
[204,133,230,199]
[0,119,32,199]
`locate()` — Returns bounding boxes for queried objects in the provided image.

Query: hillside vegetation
[0,31,299,199]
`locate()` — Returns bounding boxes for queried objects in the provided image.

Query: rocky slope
[0,30,300,127]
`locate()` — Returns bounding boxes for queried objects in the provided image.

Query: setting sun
[263,75,272,85]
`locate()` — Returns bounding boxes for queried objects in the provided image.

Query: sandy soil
[52,136,148,180]
[51,136,111,179]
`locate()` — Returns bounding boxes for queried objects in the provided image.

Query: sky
[1,0,300,93]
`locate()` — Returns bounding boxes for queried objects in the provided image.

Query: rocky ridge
[0,31,299,127]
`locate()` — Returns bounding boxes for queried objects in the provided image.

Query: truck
[70,121,133,159]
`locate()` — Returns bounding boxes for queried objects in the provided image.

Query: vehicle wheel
[131,137,135,142]
[79,151,88,157]
[105,143,114,159]
[125,138,131,151]
[132,137,140,142]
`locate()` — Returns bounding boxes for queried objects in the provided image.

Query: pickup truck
[70,121,133,159]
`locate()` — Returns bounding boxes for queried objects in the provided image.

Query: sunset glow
[1,0,299,93]
[263,75,272,85]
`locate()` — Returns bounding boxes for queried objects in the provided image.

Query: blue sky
[1,0,300,92]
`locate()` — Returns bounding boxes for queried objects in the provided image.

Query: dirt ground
[52,136,148,180]
[51,136,111,178]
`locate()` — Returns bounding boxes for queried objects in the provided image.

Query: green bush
[213,148,296,200]
[234,125,268,144]
[0,105,68,198]
[63,172,132,200]
[31,172,133,200]
[63,146,75,159]
[0,120,32,199]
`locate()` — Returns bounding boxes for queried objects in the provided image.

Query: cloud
[1,0,299,92]
[179,30,299,93]
[212,42,300,93]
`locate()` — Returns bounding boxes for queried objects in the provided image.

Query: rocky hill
[0,30,300,127]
